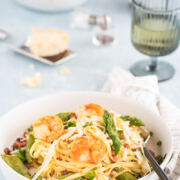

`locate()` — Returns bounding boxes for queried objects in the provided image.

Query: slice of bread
[30,28,69,57]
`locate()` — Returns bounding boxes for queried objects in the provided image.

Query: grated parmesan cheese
[135,150,143,164]
[32,140,58,180]
[21,72,41,88]
[123,148,128,161]
[123,130,131,144]
[59,67,71,75]
[60,127,76,140]
[76,119,84,137]
[97,175,109,180]
[29,63,35,70]
[121,121,143,144]
[142,158,151,173]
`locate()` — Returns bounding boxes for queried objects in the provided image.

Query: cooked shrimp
[77,103,104,118]
[71,135,106,164]
[33,115,64,143]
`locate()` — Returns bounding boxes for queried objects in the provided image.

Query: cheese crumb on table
[29,64,35,70]
[21,72,42,88]
[59,67,71,75]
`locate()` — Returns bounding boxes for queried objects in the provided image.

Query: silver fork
[143,135,169,180]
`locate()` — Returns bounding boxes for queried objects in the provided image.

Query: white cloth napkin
[102,67,180,180]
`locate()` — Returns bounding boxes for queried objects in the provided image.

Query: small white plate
[7,43,77,66]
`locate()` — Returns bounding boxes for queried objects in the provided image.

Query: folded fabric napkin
[102,67,180,180]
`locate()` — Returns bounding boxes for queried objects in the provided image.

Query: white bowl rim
[0,91,173,180]
[16,0,88,12]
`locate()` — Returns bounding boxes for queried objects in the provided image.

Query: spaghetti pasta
[2,103,153,180]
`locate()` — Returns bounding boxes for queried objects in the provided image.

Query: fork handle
[143,147,169,180]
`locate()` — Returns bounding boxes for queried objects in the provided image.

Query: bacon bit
[131,148,136,152]
[111,171,117,177]
[13,142,20,149]
[24,131,28,137]
[149,149,155,157]
[55,174,61,178]
[20,141,27,147]
[119,134,124,139]
[4,148,11,155]
[119,167,124,172]
[119,134,124,140]
[16,138,22,142]
[57,157,62,161]
[25,163,31,169]
[112,155,118,162]
[70,114,77,119]
[124,144,130,148]
[62,170,72,175]
[67,140,72,144]
[110,113,114,117]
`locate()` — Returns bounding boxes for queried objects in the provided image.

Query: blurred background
[0,0,180,116]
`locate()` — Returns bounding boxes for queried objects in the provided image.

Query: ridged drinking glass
[130,0,180,82]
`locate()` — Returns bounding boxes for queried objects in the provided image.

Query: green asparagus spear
[14,148,26,162]
[25,134,35,163]
[74,178,84,180]
[121,116,144,126]
[64,119,76,129]
[56,112,75,122]
[58,173,73,179]
[103,110,121,155]
[116,172,137,180]
[37,176,43,180]
[1,155,31,179]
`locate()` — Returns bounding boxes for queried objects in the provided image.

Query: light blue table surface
[0,0,180,179]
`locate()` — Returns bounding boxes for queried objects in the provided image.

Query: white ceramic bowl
[16,0,87,12]
[0,92,172,180]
